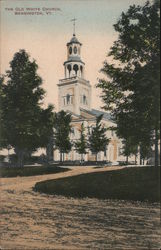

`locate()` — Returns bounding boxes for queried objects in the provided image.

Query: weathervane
[71,18,77,36]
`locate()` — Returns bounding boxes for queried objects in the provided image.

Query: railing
[59,76,77,82]
[59,76,90,84]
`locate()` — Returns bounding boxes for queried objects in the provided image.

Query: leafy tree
[88,114,109,162]
[54,110,72,162]
[0,50,54,167]
[74,123,87,162]
[97,1,160,166]
[46,133,54,162]
[139,138,153,165]
[0,76,7,149]
[122,138,138,164]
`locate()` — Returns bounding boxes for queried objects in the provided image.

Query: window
[104,146,107,157]
[73,64,79,76]
[74,46,77,54]
[63,97,66,106]
[83,95,87,105]
[67,64,72,77]
[69,47,72,54]
[80,65,83,77]
[65,94,73,105]
[80,95,87,105]
[67,94,70,105]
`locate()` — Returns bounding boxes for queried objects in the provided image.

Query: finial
[71,18,77,36]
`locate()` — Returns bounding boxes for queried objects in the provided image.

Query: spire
[67,18,81,45]
[71,18,77,36]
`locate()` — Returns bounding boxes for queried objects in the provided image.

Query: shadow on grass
[0,165,69,178]
[34,166,160,202]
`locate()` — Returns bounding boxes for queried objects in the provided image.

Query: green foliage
[74,123,87,161]
[140,141,152,160]
[97,1,160,164]
[0,76,8,149]
[122,138,138,158]
[0,50,54,166]
[54,110,72,161]
[88,114,109,160]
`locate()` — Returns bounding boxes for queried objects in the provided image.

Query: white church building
[54,32,135,163]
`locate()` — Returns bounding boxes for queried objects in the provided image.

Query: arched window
[69,47,72,55]
[73,64,79,76]
[74,46,77,54]
[80,65,83,77]
[83,95,87,105]
[67,94,70,105]
[67,64,72,77]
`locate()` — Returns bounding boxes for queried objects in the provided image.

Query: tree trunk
[96,153,98,164]
[46,142,53,162]
[126,155,129,165]
[135,154,137,165]
[155,128,159,167]
[8,148,10,164]
[139,146,142,165]
[140,147,142,165]
[81,154,83,164]
[17,150,24,168]
[60,152,62,162]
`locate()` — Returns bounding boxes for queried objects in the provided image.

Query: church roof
[91,109,113,121]
[80,108,113,122]
[64,57,85,65]
[65,108,113,124]
[67,34,82,46]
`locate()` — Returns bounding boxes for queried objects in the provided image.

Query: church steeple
[58,27,91,115]
[71,18,77,36]
[64,31,85,78]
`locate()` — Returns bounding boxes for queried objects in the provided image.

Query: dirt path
[0,166,160,249]
[0,166,124,192]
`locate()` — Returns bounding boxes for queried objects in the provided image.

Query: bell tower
[58,21,91,115]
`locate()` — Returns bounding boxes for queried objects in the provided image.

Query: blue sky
[2,0,146,36]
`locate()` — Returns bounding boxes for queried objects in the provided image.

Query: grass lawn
[0,165,69,178]
[34,166,160,202]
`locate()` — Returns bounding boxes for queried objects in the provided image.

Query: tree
[74,123,87,162]
[0,76,7,149]
[139,137,153,165]
[54,110,72,162]
[88,114,109,162]
[46,133,54,162]
[0,50,54,167]
[97,0,160,166]
[122,138,138,164]
[40,105,55,163]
